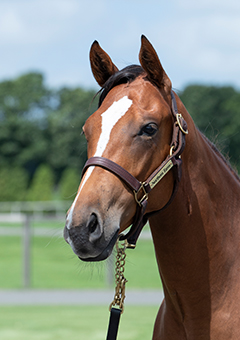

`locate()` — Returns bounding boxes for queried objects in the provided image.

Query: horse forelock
[98,65,145,107]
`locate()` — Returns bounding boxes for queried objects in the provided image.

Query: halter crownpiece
[82,91,188,248]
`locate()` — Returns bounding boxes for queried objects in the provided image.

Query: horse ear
[139,35,172,98]
[90,41,119,87]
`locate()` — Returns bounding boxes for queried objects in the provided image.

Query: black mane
[98,65,144,107]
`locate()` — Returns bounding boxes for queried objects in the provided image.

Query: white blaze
[94,96,132,156]
[66,96,132,228]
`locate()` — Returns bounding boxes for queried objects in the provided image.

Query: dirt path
[0,289,163,306]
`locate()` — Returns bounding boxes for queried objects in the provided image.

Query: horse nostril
[88,213,98,234]
[88,213,103,243]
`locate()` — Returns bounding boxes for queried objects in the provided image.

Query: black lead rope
[106,238,127,340]
[106,308,122,340]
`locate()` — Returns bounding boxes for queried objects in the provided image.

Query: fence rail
[0,200,72,215]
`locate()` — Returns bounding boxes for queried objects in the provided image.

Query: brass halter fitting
[133,182,149,207]
[176,113,188,135]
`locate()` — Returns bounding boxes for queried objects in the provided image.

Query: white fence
[0,200,72,215]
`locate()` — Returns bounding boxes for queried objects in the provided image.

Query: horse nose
[64,213,103,254]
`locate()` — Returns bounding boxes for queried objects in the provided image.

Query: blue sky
[1,0,240,91]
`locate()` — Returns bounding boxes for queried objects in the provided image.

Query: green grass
[0,305,158,340]
[0,230,162,289]
[0,236,22,288]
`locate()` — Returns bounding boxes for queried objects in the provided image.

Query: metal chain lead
[109,238,128,313]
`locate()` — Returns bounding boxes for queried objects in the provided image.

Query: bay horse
[64,35,240,339]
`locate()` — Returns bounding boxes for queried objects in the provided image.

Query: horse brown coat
[64,36,240,339]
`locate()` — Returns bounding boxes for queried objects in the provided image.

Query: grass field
[0,220,162,289]
[0,305,159,340]
[0,220,161,340]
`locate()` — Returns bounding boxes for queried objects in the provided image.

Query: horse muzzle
[64,212,119,261]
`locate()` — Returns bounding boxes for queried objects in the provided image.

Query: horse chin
[78,229,119,262]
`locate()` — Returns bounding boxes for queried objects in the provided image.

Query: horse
[64,35,240,339]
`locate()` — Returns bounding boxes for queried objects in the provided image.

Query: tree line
[0,72,239,201]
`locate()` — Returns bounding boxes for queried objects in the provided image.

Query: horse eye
[140,123,158,137]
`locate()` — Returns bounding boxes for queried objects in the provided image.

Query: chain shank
[109,239,128,313]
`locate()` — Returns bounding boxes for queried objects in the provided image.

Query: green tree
[0,72,51,176]
[27,164,54,201]
[46,87,98,181]
[0,72,98,186]
[0,72,50,121]
[0,167,28,201]
[59,168,80,200]
[221,93,240,165]
[180,85,240,171]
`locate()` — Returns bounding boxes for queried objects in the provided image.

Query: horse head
[64,36,179,261]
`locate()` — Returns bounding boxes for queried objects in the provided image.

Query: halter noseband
[82,91,188,248]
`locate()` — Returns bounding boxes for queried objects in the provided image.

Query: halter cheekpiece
[82,91,188,248]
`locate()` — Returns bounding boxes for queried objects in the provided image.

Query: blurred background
[0,0,240,339]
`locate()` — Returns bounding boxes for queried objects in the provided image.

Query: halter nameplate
[148,159,174,189]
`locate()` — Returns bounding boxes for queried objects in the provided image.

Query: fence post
[22,214,31,288]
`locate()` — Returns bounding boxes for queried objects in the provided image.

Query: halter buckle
[134,182,148,207]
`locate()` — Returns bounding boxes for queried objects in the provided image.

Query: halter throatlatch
[82,91,188,248]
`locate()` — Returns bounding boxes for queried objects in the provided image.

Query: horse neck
[149,100,240,321]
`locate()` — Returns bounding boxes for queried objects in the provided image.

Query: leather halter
[82,91,188,248]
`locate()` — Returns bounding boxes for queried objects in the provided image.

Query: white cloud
[146,5,240,88]
[175,0,240,11]
[0,7,24,42]
[0,0,104,45]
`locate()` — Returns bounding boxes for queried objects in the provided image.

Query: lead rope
[106,238,127,340]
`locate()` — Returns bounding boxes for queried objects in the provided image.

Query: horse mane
[98,65,145,107]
